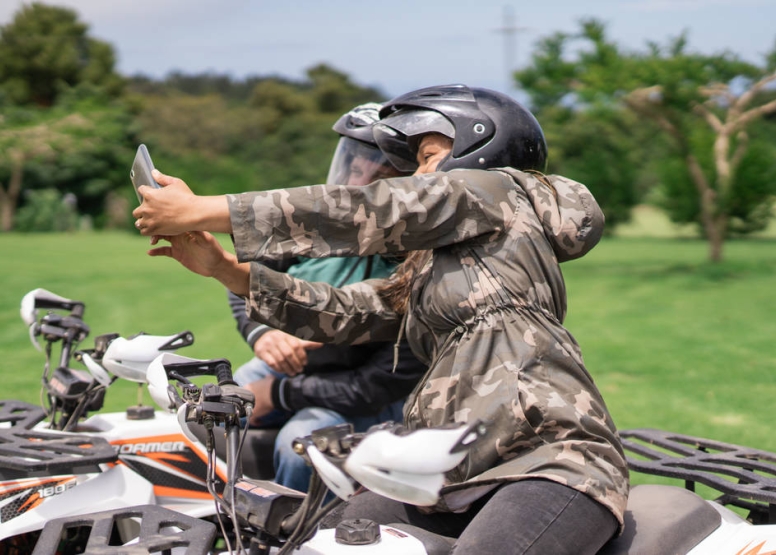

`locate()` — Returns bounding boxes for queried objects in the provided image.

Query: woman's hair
[378,250,431,314]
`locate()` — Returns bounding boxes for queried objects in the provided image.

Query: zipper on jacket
[406,324,467,428]
[391,310,409,373]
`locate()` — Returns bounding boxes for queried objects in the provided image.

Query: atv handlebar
[20,288,84,326]
[21,288,198,430]
[163,358,237,386]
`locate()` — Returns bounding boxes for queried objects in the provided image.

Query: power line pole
[495,5,530,93]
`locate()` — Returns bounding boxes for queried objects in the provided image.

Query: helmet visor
[326,136,406,186]
[373,109,455,172]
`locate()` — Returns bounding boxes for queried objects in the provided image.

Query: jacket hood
[496,168,605,262]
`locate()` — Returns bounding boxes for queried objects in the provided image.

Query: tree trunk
[0,161,24,232]
[0,187,12,232]
[708,215,726,263]
[685,153,725,262]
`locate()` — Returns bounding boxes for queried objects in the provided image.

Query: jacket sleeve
[246,261,402,345]
[228,290,267,349]
[227,258,296,349]
[271,340,426,417]
[498,169,605,262]
[228,169,517,262]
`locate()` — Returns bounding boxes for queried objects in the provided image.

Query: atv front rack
[0,399,46,429]
[621,428,776,524]
[0,400,117,480]
[31,504,216,555]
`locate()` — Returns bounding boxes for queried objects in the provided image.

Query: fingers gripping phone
[130,144,161,203]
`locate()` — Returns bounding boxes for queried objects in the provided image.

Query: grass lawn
[1,224,775,461]
[563,237,776,452]
[0,231,249,411]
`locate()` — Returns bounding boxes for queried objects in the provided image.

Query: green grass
[1,229,775,461]
[0,231,249,410]
[563,237,776,453]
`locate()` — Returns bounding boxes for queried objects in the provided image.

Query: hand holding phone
[130,144,161,203]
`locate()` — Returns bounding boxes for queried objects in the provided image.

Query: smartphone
[130,144,161,203]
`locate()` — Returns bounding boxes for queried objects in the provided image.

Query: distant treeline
[2,4,775,263]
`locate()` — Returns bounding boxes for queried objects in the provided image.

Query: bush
[15,189,79,232]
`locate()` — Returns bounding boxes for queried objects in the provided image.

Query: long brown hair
[378,250,432,314]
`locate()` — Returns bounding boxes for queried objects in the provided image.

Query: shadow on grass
[578,237,776,284]
[660,259,776,282]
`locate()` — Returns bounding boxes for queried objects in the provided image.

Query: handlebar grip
[214,361,236,386]
[70,303,85,319]
[163,357,238,386]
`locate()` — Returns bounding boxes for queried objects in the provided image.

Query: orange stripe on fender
[154,486,214,500]
[736,541,776,555]
[18,492,42,512]
[142,452,190,463]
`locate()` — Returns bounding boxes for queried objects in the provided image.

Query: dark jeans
[339,479,618,555]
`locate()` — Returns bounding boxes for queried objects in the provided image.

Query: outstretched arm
[133,170,232,236]
[148,231,251,296]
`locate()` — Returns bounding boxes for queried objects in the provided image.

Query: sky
[1,0,775,99]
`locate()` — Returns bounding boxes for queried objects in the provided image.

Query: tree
[0,92,135,231]
[125,65,387,198]
[515,31,646,231]
[0,4,133,231]
[0,3,124,106]
[542,106,642,230]
[0,111,56,231]
[249,79,314,132]
[305,64,384,114]
[621,46,776,260]
[0,108,88,231]
[517,20,776,261]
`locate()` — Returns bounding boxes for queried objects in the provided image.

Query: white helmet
[326,102,409,186]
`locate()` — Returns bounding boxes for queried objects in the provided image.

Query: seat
[598,484,721,555]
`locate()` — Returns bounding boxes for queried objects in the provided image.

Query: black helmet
[327,102,408,185]
[374,84,547,173]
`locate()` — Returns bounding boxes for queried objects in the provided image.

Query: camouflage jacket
[228,168,629,527]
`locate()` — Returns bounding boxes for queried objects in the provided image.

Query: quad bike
[0,289,278,552]
[19,294,776,555]
[29,355,488,555]
[27,352,776,555]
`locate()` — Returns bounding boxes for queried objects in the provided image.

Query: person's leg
[234,358,291,428]
[452,480,618,555]
[339,480,617,555]
[380,399,406,423]
[233,357,281,386]
[274,407,348,492]
[349,399,406,433]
